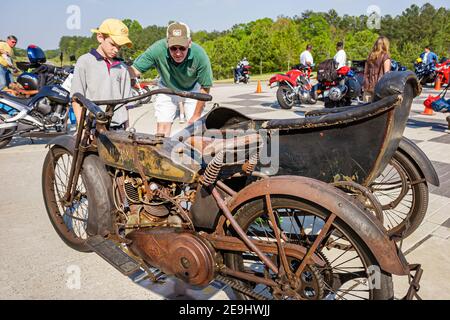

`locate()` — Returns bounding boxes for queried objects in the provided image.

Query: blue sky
[1,0,448,49]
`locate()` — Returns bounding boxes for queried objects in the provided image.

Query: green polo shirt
[133,39,213,91]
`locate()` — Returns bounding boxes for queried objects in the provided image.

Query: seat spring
[202,151,224,186]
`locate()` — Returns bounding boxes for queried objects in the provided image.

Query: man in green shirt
[131,22,213,137]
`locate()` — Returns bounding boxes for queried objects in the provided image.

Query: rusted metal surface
[225,175,411,276]
[97,131,201,184]
[127,229,216,287]
[403,264,424,300]
[201,233,325,266]
[211,187,279,274]
[220,267,278,288]
[294,213,336,279]
[265,194,292,278]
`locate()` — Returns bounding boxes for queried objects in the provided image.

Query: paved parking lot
[1,82,449,300]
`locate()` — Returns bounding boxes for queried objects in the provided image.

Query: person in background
[0,35,18,90]
[300,44,314,67]
[334,41,347,70]
[363,36,391,103]
[234,57,249,83]
[420,46,438,66]
[71,19,133,128]
[131,22,213,137]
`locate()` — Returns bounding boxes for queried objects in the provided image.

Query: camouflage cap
[167,22,191,48]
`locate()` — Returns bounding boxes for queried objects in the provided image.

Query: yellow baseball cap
[91,19,132,48]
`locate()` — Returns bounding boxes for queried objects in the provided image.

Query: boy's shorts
[154,83,202,123]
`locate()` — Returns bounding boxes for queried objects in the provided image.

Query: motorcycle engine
[328,85,347,101]
[34,98,66,125]
[114,171,194,233]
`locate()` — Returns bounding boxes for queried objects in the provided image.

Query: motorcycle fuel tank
[97,131,201,184]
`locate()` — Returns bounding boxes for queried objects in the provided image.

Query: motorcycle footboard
[402,264,424,300]
[86,235,142,276]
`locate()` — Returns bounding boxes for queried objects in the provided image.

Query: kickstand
[402,264,423,300]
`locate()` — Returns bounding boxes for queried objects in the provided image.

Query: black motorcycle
[315,60,362,108]
[414,60,437,85]
[0,84,71,148]
[15,45,75,92]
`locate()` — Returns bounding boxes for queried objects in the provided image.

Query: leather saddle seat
[185,133,262,159]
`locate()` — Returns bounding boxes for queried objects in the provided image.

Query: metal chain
[215,275,269,301]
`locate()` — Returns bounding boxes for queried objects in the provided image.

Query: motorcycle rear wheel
[224,196,394,300]
[42,147,112,252]
[277,85,295,109]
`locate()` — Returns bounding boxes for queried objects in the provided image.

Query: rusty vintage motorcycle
[42,88,421,300]
[181,72,439,242]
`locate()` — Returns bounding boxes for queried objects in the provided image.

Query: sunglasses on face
[169,46,188,53]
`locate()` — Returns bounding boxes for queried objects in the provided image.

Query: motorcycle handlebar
[73,88,213,121]
[72,93,107,121]
[92,88,213,106]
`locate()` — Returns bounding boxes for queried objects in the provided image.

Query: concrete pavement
[1,81,449,300]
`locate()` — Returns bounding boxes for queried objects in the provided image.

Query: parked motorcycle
[269,64,317,109]
[435,57,450,85]
[130,77,157,106]
[41,88,422,300]
[316,65,362,108]
[391,59,407,72]
[414,58,437,85]
[10,45,75,96]
[0,84,71,149]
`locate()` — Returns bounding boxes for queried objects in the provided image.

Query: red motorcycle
[269,64,317,109]
[436,58,450,85]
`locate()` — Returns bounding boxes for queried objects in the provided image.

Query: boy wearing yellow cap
[71,18,133,127]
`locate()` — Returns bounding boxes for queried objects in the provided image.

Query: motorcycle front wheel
[42,147,112,252]
[277,85,295,109]
[224,196,394,300]
[0,109,13,149]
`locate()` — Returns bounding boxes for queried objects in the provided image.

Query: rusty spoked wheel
[42,146,91,252]
[224,196,393,300]
[370,151,428,240]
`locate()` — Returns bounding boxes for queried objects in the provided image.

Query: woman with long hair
[363,36,392,102]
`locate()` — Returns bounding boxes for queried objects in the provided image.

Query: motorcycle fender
[269,74,295,86]
[227,176,411,276]
[399,137,440,186]
[46,134,76,153]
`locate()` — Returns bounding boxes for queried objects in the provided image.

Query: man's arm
[188,87,210,124]
[129,66,142,79]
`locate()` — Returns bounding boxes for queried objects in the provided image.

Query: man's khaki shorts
[154,83,201,123]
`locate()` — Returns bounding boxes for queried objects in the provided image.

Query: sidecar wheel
[277,85,295,109]
[371,151,428,240]
[224,196,393,300]
[42,147,113,252]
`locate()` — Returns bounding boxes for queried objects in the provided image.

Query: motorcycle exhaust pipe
[0,123,18,130]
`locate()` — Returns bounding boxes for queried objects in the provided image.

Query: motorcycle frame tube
[0,98,44,128]
[64,107,88,204]
[223,175,411,276]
